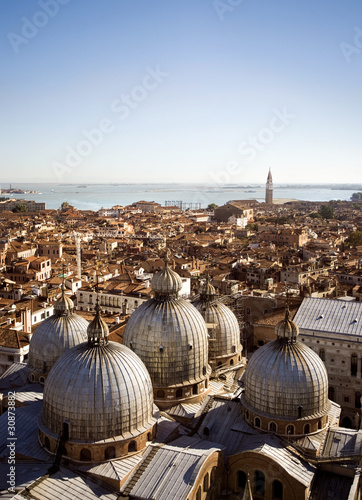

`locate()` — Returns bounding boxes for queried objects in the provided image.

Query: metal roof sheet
[294,297,362,337]
[196,398,256,456]
[0,400,48,461]
[0,362,29,390]
[322,428,362,458]
[124,437,222,500]
[0,463,52,494]
[13,466,118,500]
[78,455,143,482]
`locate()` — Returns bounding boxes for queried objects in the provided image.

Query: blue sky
[1,0,361,184]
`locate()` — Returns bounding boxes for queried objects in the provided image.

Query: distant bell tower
[265,168,273,206]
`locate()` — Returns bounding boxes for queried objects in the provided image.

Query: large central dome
[123,259,211,408]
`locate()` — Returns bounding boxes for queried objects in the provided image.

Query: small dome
[28,291,88,377]
[42,341,155,441]
[151,259,182,297]
[243,339,329,419]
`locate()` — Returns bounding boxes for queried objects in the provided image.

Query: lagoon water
[1,183,360,211]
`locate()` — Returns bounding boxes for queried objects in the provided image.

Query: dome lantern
[53,283,74,317]
[199,275,216,301]
[151,257,182,299]
[276,305,299,343]
[87,299,109,346]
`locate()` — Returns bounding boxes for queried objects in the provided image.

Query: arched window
[205,379,208,389]
[355,391,362,409]
[255,417,261,428]
[105,446,115,460]
[269,422,277,433]
[39,376,45,384]
[176,388,183,398]
[156,390,165,399]
[230,359,234,366]
[272,480,283,500]
[196,486,202,500]
[210,467,216,486]
[304,424,310,434]
[147,432,152,441]
[255,470,265,495]
[192,384,198,395]
[286,424,294,435]
[80,448,91,461]
[318,420,322,430]
[342,416,353,428]
[202,366,207,375]
[62,422,69,440]
[128,441,137,453]
[328,386,335,401]
[319,348,325,361]
[203,427,210,436]
[351,353,358,377]
[298,405,303,419]
[237,470,247,489]
[203,472,209,492]
[44,437,50,450]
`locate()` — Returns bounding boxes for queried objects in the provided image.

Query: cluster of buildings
[0,172,361,498]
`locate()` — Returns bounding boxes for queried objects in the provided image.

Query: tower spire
[265,168,273,206]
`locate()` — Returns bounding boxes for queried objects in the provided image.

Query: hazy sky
[1,0,361,185]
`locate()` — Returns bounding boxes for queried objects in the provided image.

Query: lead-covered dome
[123,261,210,408]
[39,304,156,462]
[193,278,242,370]
[241,308,330,435]
[28,285,88,382]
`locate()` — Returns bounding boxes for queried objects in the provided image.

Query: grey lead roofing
[122,436,223,500]
[294,297,362,336]
[11,466,118,500]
